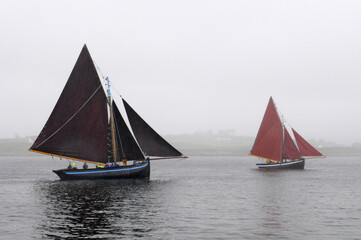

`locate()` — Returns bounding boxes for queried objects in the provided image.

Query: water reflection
[34,179,166,239]
[255,170,289,238]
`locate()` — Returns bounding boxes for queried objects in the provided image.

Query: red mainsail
[251,97,283,161]
[292,128,323,157]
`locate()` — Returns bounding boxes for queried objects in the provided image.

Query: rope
[34,84,103,148]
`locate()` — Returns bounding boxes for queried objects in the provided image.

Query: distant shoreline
[1,133,361,157]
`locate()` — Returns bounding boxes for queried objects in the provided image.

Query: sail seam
[34,84,103,149]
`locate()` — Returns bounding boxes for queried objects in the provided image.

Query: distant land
[1,130,361,157]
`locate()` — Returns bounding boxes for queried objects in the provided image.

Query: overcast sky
[1,0,361,145]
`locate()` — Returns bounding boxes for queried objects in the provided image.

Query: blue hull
[53,161,150,180]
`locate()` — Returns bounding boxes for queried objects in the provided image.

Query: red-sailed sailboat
[249,97,324,169]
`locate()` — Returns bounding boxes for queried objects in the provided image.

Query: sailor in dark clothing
[83,162,88,169]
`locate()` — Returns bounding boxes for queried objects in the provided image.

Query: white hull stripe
[256,160,303,167]
[65,162,149,175]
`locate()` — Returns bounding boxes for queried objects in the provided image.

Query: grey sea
[0,156,360,240]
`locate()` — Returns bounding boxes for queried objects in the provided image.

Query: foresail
[250,97,283,161]
[282,128,301,160]
[292,128,323,157]
[113,101,145,160]
[122,99,184,158]
[30,45,109,164]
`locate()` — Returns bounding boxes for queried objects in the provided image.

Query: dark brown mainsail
[123,99,184,158]
[30,45,109,164]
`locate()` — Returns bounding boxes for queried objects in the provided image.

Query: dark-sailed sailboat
[249,97,324,169]
[29,45,187,180]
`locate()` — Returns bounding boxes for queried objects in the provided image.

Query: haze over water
[1,156,360,239]
[2,1,361,145]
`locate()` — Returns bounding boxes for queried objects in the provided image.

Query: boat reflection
[255,170,287,238]
[34,179,162,239]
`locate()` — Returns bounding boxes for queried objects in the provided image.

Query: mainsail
[250,97,283,161]
[123,99,183,158]
[292,128,323,157]
[30,45,109,164]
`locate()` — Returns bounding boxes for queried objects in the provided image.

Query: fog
[1,0,361,145]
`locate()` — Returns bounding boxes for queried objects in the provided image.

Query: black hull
[256,159,305,169]
[53,161,150,180]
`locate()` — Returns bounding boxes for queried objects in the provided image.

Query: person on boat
[97,164,104,168]
[105,163,109,168]
[122,158,127,166]
[83,162,88,169]
[67,163,72,170]
[110,162,114,168]
[72,162,77,170]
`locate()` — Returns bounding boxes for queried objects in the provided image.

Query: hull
[53,160,150,180]
[256,159,305,169]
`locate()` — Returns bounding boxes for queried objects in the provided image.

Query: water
[0,156,360,239]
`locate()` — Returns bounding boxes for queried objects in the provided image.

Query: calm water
[0,156,360,239]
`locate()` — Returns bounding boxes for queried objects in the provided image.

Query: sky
[0,0,361,145]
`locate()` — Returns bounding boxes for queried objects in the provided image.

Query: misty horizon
[3,129,359,148]
[1,1,361,146]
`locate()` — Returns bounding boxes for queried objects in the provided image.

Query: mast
[275,99,302,161]
[275,99,285,162]
[107,77,117,164]
[281,124,285,162]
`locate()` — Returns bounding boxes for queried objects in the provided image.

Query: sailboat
[29,45,187,180]
[249,97,324,169]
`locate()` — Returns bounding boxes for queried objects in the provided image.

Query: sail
[112,101,145,160]
[123,99,184,157]
[250,97,283,161]
[282,128,301,160]
[292,128,323,157]
[30,45,109,164]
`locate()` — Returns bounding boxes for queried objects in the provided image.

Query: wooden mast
[107,77,117,164]
[276,99,285,163]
